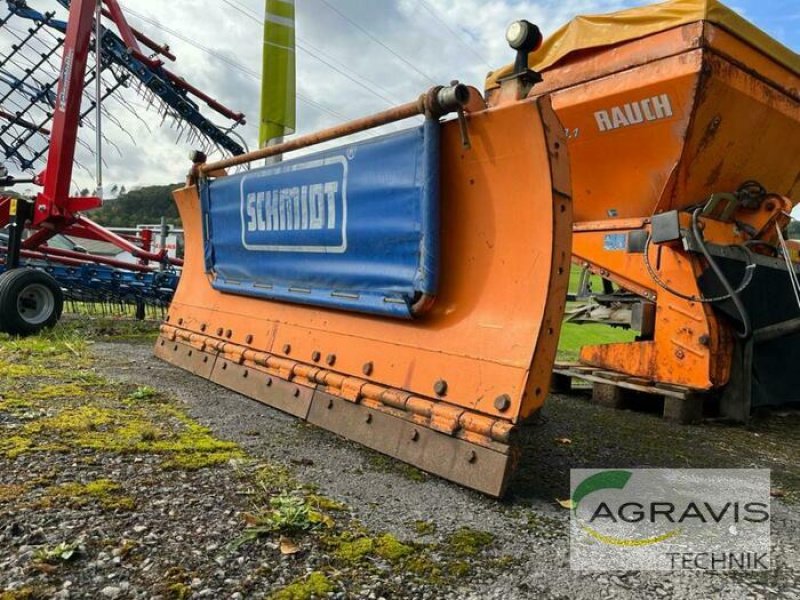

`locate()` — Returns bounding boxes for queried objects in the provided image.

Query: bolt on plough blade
[156,94,572,497]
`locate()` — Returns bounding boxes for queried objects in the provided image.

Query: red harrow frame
[0,0,246,332]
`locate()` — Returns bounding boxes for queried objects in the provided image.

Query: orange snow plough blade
[156,88,571,497]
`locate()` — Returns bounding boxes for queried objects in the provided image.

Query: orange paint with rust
[491,20,799,391]
[163,95,571,427]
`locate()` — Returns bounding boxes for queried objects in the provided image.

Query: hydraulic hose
[643,238,755,304]
[642,211,756,340]
[691,208,752,340]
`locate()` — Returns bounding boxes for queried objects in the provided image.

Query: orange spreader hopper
[488,0,800,419]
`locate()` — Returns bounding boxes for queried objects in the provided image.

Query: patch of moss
[39,478,135,511]
[449,560,471,577]
[488,555,516,569]
[270,571,334,600]
[253,463,297,492]
[444,527,494,557]
[0,435,34,459]
[306,494,346,512]
[116,539,138,559]
[375,534,414,562]
[16,398,242,469]
[30,406,115,435]
[0,363,47,378]
[0,395,32,411]
[0,483,28,503]
[161,565,194,599]
[323,523,489,586]
[334,536,375,563]
[28,383,87,401]
[330,532,413,564]
[141,411,244,467]
[161,450,240,470]
[0,586,52,600]
[402,465,426,482]
[166,583,191,600]
[412,520,437,536]
[405,555,443,582]
[129,386,158,401]
[0,331,248,475]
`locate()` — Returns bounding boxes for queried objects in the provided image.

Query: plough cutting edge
[156,83,572,497]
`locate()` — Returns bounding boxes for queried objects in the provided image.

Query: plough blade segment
[156,95,571,496]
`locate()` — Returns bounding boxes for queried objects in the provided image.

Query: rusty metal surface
[154,337,216,379]
[208,356,313,420]
[155,332,515,496]
[166,95,570,427]
[307,391,514,498]
[155,90,572,495]
[201,101,421,173]
[533,28,798,394]
[161,325,513,449]
[201,84,468,174]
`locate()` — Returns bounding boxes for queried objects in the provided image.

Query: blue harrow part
[0,260,178,319]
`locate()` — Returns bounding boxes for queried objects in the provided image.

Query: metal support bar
[0,110,51,135]
[5,197,34,269]
[0,38,63,105]
[98,6,175,61]
[201,84,469,174]
[719,339,753,422]
[1,244,154,272]
[753,317,800,344]
[36,0,98,224]
[95,0,103,199]
[12,0,247,159]
[0,11,54,73]
[100,0,142,55]
[72,215,183,266]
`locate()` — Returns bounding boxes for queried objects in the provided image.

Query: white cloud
[2,0,793,194]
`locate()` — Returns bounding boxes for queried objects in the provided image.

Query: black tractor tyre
[0,268,64,336]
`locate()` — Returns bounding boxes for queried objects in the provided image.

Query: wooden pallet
[551,363,707,424]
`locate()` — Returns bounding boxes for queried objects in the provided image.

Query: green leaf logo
[573,470,681,547]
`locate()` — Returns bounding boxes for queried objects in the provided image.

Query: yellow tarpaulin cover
[486,0,799,89]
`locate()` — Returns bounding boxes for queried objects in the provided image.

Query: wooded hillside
[89,183,183,227]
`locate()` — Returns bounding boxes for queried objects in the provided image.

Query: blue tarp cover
[200,124,438,318]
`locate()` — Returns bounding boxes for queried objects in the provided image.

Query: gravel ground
[1,324,798,599]
[97,339,799,600]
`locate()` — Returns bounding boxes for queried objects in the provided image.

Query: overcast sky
[3,0,799,191]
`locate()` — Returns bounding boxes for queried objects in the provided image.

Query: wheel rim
[16,282,55,325]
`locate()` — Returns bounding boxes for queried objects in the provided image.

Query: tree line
[88,183,183,227]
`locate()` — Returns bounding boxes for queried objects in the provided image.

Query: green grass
[557,267,636,361]
[557,322,636,362]
[567,266,609,298]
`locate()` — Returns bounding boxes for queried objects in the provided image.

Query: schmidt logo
[239,155,348,253]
